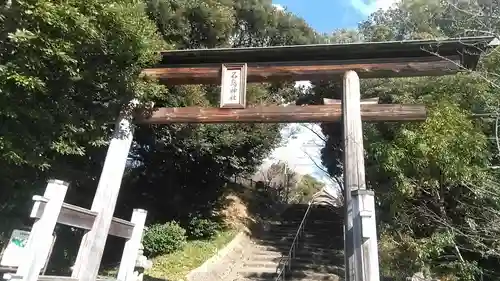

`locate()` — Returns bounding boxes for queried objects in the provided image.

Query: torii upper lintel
[142,36,498,85]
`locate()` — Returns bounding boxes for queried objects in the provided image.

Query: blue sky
[263,0,398,188]
[272,0,398,33]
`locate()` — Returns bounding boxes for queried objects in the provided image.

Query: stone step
[259,226,338,232]
[271,220,343,227]
[249,251,282,261]
[288,270,343,280]
[281,215,343,221]
[252,233,344,244]
[284,263,344,272]
[254,233,344,242]
[252,244,335,253]
[253,238,341,247]
[242,260,280,268]
[240,265,279,274]
[229,206,345,281]
[252,241,342,249]
[281,212,342,220]
[234,277,338,281]
[273,224,343,229]
[251,247,342,255]
[258,227,342,234]
[241,269,342,280]
[248,256,282,263]
[259,227,343,235]
[256,233,342,242]
[249,249,344,262]
[251,251,341,261]
[250,255,343,266]
[254,239,342,247]
[279,220,342,225]
[250,248,283,256]
[286,217,342,222]
[266,227,343,236]
[250,256,340,266]
[251,243,339,253]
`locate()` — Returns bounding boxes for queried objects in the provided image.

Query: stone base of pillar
[351,189,380,281]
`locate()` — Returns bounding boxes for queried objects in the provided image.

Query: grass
[145,229,237,280]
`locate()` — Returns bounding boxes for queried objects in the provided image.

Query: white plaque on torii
[220,63,247,109]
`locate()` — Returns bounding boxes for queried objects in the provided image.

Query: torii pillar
[342,70,380,281]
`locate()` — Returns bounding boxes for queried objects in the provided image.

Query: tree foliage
[254,161,300,203]
[312,1,500,280]
[0,0,320,271]
[116,0,319,224]
[0,0,163,169]
[293,174,324,204]
[0,0,164,235]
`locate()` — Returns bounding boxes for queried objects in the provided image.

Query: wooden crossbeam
[8,275,113,281]
[323,97,379,105]
[136,104,426,124]
[31,196,134,239]
[141,57,461,85]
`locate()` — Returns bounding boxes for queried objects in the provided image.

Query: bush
[143,221,187,257]
[187,217,220,239]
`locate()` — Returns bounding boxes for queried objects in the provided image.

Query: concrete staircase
[236,204,345,281]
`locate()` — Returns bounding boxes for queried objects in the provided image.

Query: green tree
[114,0,320,224]
[0,0,164,217]
[312,1,500,280]
[0,0,166,271]
[0,0,163,168]
[293,174,324,204]
[255,161,299,202]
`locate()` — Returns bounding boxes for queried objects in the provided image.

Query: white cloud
[272,3,285,11]
[350,0,399,15]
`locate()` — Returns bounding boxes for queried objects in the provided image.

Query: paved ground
[186,231,255,281]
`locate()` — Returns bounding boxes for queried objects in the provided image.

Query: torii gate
[70,36,496,281]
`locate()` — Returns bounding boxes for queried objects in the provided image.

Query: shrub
[143,221,187,257]
[187,217,220,239]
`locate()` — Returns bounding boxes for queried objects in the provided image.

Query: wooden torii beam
[136,104,426,123]
[142,36,495,85]
[142,57,461,84]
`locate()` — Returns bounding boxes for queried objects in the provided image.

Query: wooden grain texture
[323,97,379,105]
[31,200,134,239]
[342,71,364,281]
[157,36,495,66]
[16,180,69,281]
[9,275,78,281]
[142,56,461,85]
[116,209,147,281]
[136,104,426,124]
[71,111,135,281]
[342,71,380,281]
[7,276,116,281]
